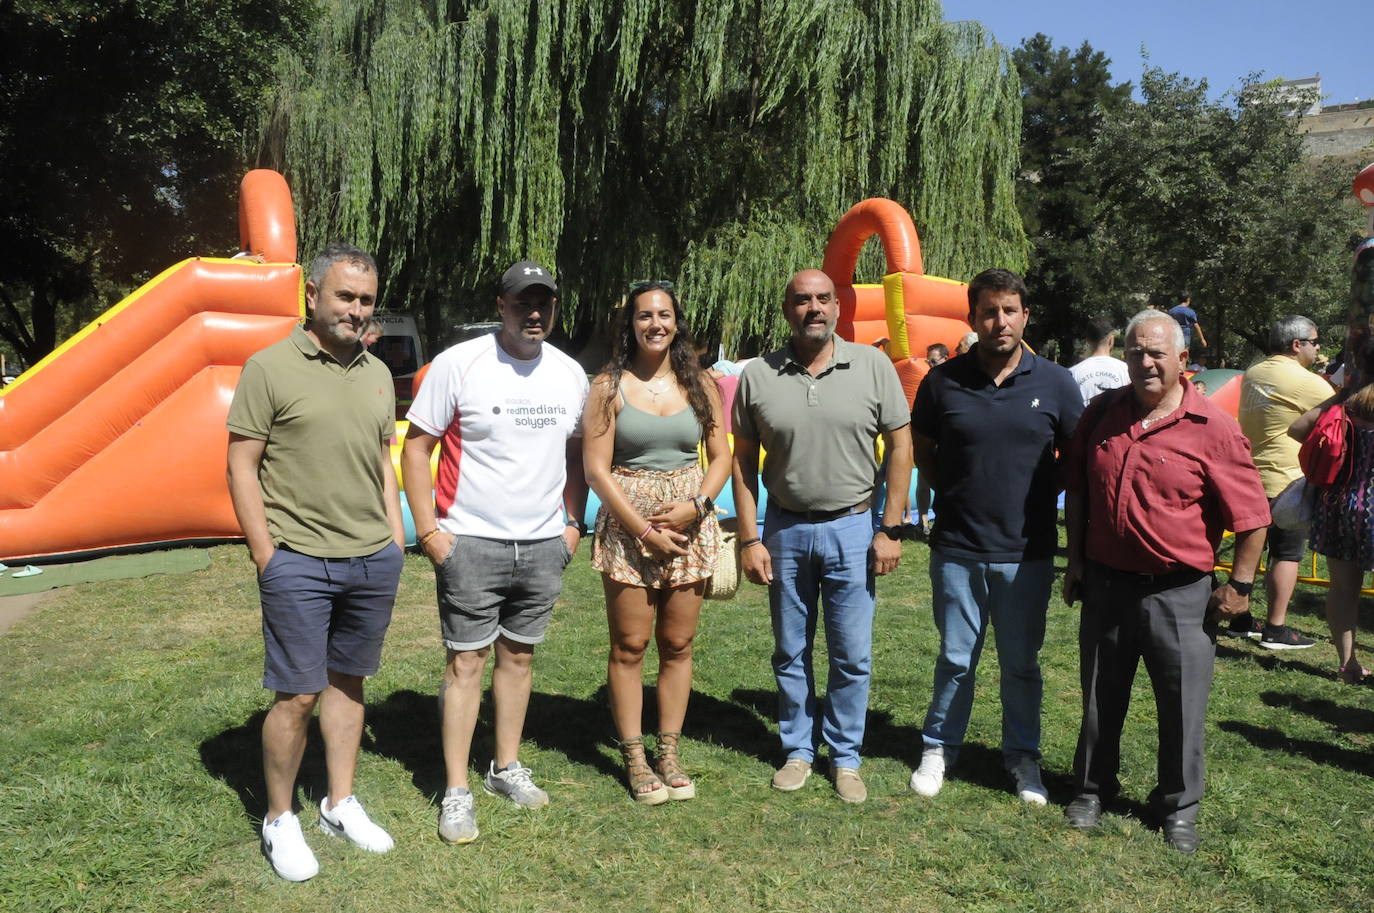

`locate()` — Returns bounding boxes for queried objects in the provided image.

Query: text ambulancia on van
[367,313,425,420]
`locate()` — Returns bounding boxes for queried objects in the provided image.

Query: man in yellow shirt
[1236,316,1333,649]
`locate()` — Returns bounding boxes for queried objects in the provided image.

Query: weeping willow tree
[256,0,1026,356]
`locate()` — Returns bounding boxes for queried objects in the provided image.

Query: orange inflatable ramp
[0,171,301,561]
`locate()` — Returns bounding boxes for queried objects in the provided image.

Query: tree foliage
[1012,37,1355,368]
[0,0,315,366]
[1077,68,1355,365]
[1011,34,1131,360]
[256,0,1029,356]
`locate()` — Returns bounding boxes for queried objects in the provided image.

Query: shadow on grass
[1217,719,1374,777]
[363,685,785,799]
[530,685,786,783]
[365,689,447,800]
[198,711,330,835]
[732,684,936,771]
[1259,690,1374,733]
[1216,641,1339,682]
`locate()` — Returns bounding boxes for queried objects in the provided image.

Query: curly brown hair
[597,282,717,438]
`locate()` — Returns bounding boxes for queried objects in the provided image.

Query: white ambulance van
[367,313,425,419]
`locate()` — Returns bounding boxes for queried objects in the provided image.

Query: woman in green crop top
[583,282,731,805]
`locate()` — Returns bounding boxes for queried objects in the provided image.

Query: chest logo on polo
[1031,398,1040,408]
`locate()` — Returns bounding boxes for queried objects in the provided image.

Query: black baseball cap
[500,260,558,297]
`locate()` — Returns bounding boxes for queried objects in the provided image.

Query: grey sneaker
[437,788,479,844]
[483,761,550,808]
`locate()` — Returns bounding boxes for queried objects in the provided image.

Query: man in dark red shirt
[1061,309,1270,855]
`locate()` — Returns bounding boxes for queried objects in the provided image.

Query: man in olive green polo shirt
[731,268,913,803]
[226,243,406,882]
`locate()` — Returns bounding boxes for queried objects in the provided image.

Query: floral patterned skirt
[592,465,720,588]
[1311,427,1374,570]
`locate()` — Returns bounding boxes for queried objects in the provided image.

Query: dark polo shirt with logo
[912,344,1082,563]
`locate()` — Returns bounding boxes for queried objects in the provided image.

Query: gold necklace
[638,369,674,398]
[1140,405,1175,429]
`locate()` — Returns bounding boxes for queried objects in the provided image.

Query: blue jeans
[766,505,876,769]
[921,549,1052,765]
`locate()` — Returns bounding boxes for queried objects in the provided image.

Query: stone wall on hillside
[1301,105,1374,162]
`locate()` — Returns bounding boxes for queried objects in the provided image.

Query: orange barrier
[822,198,970,406]
[0,172,300,561]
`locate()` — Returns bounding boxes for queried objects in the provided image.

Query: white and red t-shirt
[407,334,589,540]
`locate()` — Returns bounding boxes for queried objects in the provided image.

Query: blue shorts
[258,542,404,694]
[436,535,570,651]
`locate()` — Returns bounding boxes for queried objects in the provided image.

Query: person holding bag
[583,282,730,803]
[1292,338,1374,683]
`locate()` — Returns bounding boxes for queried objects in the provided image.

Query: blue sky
[941,1,1366,107]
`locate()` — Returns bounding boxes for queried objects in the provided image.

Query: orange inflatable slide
[1,189,966,562]
[0,171,301,562]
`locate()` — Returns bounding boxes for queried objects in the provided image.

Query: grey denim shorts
[436,534,570,651]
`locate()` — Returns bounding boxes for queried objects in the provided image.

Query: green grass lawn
[2,540,1372,913]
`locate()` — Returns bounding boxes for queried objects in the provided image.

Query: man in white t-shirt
[401,260,589,846]
[1069,317,1130,405]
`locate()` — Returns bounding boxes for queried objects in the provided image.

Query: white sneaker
[1008,757,1048,806]
[910,747,945,797]
[261,811,319,882]
[319,795,395,853]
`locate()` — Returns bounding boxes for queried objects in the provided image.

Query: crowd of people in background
[227,245,1365,880]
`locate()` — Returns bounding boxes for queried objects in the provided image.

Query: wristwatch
[875,525,903,540]
[1227,578,1254,597]
[566,518,589,535]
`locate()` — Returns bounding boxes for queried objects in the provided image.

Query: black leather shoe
[1064,795,1103,829]
[1162,818,1200,855]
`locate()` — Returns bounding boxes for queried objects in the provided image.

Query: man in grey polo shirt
[227,243,406,881]
[732,268,913,803]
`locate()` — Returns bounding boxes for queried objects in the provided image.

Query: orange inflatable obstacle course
[0,171,301,562]
[823,198,971,406]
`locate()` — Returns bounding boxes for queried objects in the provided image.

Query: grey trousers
[1072,561,1216,823]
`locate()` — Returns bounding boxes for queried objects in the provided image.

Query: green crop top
[613,399,701,470]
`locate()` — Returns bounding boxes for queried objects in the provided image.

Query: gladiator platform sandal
[618,737,669,805]
[654,731,696,800]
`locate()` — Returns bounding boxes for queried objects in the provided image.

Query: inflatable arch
[822,198,971,406]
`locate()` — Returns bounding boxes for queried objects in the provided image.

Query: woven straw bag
[702,530,738,600]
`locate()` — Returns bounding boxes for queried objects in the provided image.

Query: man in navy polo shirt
[909,268,1082,805]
